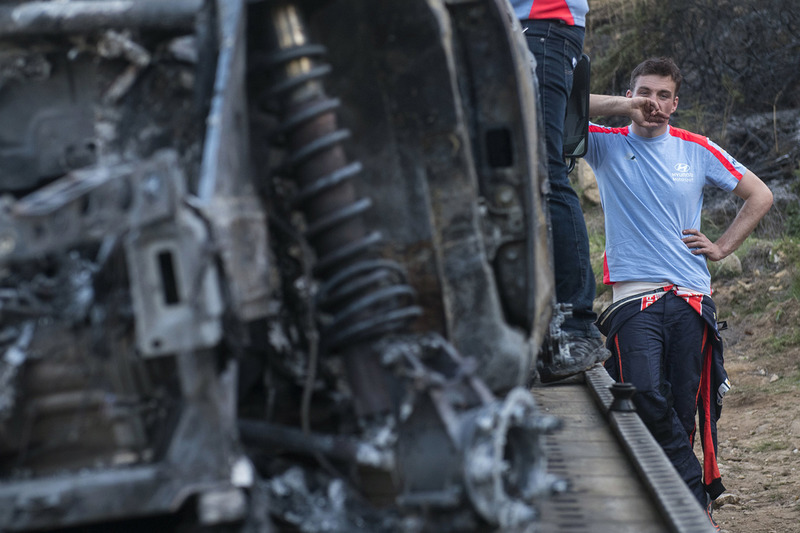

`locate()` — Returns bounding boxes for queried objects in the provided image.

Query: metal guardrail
[584,365,718,533]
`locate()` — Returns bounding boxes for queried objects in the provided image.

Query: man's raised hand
[630,97,669,127]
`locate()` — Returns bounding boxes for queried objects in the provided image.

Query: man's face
[627,74,679,117]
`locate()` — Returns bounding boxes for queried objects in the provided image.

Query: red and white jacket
[511,0,589,26]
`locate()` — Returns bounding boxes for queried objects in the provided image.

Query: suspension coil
[260,4,421,349]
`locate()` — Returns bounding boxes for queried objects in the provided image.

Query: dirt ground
[703,272,800,533]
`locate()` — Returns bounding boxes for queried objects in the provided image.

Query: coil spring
[259,24,421,350]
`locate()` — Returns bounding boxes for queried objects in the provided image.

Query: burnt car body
[0,0,561,530]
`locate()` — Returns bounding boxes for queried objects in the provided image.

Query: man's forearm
[715,187,774,257]
[589,94,632,118]
[683,171,772,262]
[589,95,669,129]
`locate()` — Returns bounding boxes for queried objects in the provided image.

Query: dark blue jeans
[522,20,598,337]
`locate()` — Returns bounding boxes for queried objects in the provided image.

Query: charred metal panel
[196,0,270,323]
[446,0,554,345]
[0,0,261,530]
[311,0,553,393]
[0,51,97,192]
[0,151,183,260]
[124,190,225,357]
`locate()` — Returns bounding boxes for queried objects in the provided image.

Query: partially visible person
[512,0,610,382]
[586,57,773,529]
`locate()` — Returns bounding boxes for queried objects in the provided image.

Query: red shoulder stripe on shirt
[669,127,743,180]
[589,124,630,135]
[528,0,575,24]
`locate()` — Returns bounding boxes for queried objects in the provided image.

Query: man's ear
[672,96,679,113]
[625,89,632,98]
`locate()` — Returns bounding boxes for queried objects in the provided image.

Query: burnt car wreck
[0,0,568,531]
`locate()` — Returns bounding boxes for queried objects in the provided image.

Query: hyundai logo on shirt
[672,162,694,182]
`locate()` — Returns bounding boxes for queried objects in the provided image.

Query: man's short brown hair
[630,57,682,95]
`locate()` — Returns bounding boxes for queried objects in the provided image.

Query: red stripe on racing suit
[596,285,729,499]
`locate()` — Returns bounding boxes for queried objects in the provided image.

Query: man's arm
[682,170,773,261]
[589,94,669,127]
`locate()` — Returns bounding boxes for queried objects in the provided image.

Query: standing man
[587,57,773,528]
[512,0,610,382]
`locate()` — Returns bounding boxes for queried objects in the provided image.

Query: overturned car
[0,1,561,530]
